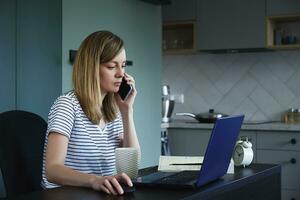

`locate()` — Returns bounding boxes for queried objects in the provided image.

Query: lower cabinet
[257,131,300,200]
[166,128,300,200]
[257,150,300,189]
[168,128,257,160]
[282,190,300,200]
[168,129,210,156]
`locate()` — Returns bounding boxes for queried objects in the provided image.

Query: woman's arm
[116,74,140,155]
[45,132,132,195]
[120,108,140,151]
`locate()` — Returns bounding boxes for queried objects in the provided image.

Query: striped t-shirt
[41,91,123,188]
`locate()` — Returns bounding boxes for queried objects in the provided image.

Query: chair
[0,110,47,198]
[0,168,6,198]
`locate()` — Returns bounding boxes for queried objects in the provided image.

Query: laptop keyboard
[136,171,177,182]
[154,171,199,184]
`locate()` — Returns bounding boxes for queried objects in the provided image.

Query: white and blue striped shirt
[41,91,123,188]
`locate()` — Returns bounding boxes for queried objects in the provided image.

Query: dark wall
[0,0,16,111]
[0,0,62,119]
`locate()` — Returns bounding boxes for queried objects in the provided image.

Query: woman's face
[100,49,126,94]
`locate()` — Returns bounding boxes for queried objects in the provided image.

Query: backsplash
[162,51,300,122]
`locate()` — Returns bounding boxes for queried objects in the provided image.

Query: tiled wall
[162,51,300,122]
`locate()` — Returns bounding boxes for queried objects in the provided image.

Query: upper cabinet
[196,0,265,51]
[266,0,300,16]
[162,0,196,22]
[162,22,196,53]
[266,0,300,50]
[266,15,300,49]
[162,0,197,53]
[162,0,300,53]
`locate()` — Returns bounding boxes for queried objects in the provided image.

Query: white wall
[163,51,300,122]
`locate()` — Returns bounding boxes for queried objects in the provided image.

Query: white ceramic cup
[115,147,139,179]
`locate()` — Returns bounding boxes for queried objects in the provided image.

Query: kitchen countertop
[161,119,300,132]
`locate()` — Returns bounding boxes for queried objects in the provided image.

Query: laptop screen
[196,115,244,187]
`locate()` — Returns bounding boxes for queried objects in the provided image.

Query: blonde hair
[72,30,124,124]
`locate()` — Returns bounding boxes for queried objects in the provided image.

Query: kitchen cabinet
[266,0,300,51]
[165,126,300,200]
[266,15,300,50]
[162,0,196,22]
[266,0,300,16]
[162,22,196,54]
[168,129,210,156]
[196,0,265,51]
[162,0,197,54]
[282,190,300,200]
[256,131,300,200]
[167,129,256,158]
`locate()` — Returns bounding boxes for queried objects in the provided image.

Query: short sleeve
[46,95,75,138]
[115,113,124,139]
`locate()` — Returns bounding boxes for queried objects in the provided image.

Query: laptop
[133,115,244,189]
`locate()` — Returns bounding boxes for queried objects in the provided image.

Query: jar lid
[289,108,296,112]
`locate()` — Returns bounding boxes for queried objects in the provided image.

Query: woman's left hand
[115,73,137,113]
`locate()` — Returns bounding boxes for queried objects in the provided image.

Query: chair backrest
[0,110,47,198]
[0,168,6,198]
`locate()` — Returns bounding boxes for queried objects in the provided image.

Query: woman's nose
[116,66,125,77]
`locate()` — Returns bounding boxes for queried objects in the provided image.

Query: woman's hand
[115,73,137,114]
[90,173,133,195]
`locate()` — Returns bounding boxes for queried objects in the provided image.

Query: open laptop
[133,115,244,189]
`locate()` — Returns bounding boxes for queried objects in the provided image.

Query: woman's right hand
[90,173,133,195]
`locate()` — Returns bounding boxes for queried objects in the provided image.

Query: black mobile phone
[118,77,133,101]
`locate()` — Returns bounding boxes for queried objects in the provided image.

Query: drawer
[168,129,211,156]
[257,150,300,190]
[282,189,300,200]
[239,131,257,163]
[257,132,300,151]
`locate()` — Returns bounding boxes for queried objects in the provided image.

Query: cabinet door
[168,129,211,156]
[197,0,265,50]
[266,0,300,16]
[257,150,300,190]
[257,132,300,151]
[0,0,16,112]
[282,189,300,200]
[162,0,196,22]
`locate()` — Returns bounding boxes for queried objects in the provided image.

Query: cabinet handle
[290,158,296,164]
[290,138,297,145]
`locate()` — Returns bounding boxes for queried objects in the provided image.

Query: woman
[41,30,140,195]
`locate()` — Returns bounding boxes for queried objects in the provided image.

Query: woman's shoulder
[52,90,79,108]
[56,90,76,101]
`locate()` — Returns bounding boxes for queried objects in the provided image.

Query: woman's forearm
[46,163,133,195]
[46,164,96,188]
[121,108,140,153]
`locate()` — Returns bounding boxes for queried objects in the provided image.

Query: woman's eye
[107,66,116,69]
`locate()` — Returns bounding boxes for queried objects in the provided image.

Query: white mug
[115,147,139,179]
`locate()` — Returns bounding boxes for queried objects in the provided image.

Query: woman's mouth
[114,82,121,87]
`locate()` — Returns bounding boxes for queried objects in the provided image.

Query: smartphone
[118,77,133,101]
